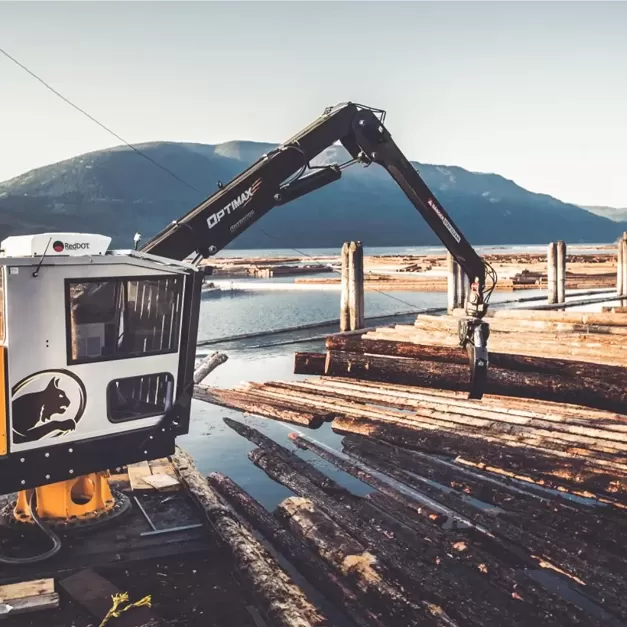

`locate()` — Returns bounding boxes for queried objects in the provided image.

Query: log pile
[196,417,627,627]
[191,307,627,624]
[210,377,627,504]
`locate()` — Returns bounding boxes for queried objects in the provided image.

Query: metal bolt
[69,448,73,453]
[45,452,50,458]
[45,475,50,480]
[20,458,25,463]
[69,469,74,474]
[21,480,25,485]
[150,436,153,440]
[144,450,148,455]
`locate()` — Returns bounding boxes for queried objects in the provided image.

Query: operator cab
[0,232,202,494]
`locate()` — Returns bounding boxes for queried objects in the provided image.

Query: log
[325,334,627,385]
[323,350,627,414]
[207,472,386,627]
[194,385,327,428]
[269,379,627,443]
[286,437,614,626]
[254,449,538,627]
[240,381,627,474]
[344,435,627,560]
[330,417,627,502]
[484,309,627,326]
[193,351,228,384]
[274,497,441,627]
[363,491,605,627]
[222,417,334,489]
[307,376,624,420]
[448,311,627,335]
[294,352,327,376]
[170,448,327,627]
[333,438,627,622]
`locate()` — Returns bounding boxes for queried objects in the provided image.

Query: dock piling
[556,240,567,304]
[447,252,459,314]
[340,243,350,332]
[621,232,627,299]
[547,242,558,304]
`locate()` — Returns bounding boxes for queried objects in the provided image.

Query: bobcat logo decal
[11,370,87,444]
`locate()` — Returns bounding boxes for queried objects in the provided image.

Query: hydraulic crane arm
[141,102,495,398]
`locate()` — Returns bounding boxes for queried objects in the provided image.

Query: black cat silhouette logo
[11,369,87,444]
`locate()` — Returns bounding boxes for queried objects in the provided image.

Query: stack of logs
[190,307,627,626]
[195,308,627,505]
[174,416,627,627]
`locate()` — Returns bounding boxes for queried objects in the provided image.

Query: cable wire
[0,45,204,197]
[1,45,480,315]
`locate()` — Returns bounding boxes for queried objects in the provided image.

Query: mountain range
[579,205,627,223]
[0,140,625,250]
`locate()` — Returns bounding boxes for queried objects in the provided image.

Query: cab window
[66,275,183,364]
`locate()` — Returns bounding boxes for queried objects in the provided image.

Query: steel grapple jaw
[458,317,490,400]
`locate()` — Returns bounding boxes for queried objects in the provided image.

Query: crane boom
[141,101,494,397]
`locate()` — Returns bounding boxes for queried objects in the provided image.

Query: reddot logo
[52,241,90,253]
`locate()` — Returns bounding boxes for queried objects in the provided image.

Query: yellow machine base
[13,472,117,526]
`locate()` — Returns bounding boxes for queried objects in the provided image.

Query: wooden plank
[0,593,59,619]
[147,458,176,477]
[127,461,153,492]
[0,578,53,602]
[59,568,167,626]
[143,473,180,492]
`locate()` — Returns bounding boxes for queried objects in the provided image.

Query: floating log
[343,435,627,560]
[193,351,229,384]
[170,448,327,627]
[327,438,627,622]
[223,418,335,489]
[323,349,627,414]
[207,472,386,627]
[331,416,627,503]
[274,496,443,627]
[236,380,627,478]
[194,385,327,428]
[288,436,613,626]
[294,352,327,376]
[254,447,539,627]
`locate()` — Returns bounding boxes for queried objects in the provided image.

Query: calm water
[179,245,619,510]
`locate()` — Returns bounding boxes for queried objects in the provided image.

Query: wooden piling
[547,242,557,304]
[456,265,468,309]
[340,243,350,332]
[556,240,567,304]
[348,241,365,331]
[621,233,627,299]
[447,252,458,314]
[617,236,624,298]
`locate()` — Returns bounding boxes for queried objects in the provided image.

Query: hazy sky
[1,1,626,207]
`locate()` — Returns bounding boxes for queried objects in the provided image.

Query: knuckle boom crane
[142,101,496,398]
[0,101,495,552]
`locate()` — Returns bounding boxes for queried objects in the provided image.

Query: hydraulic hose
[0,491,62,564]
